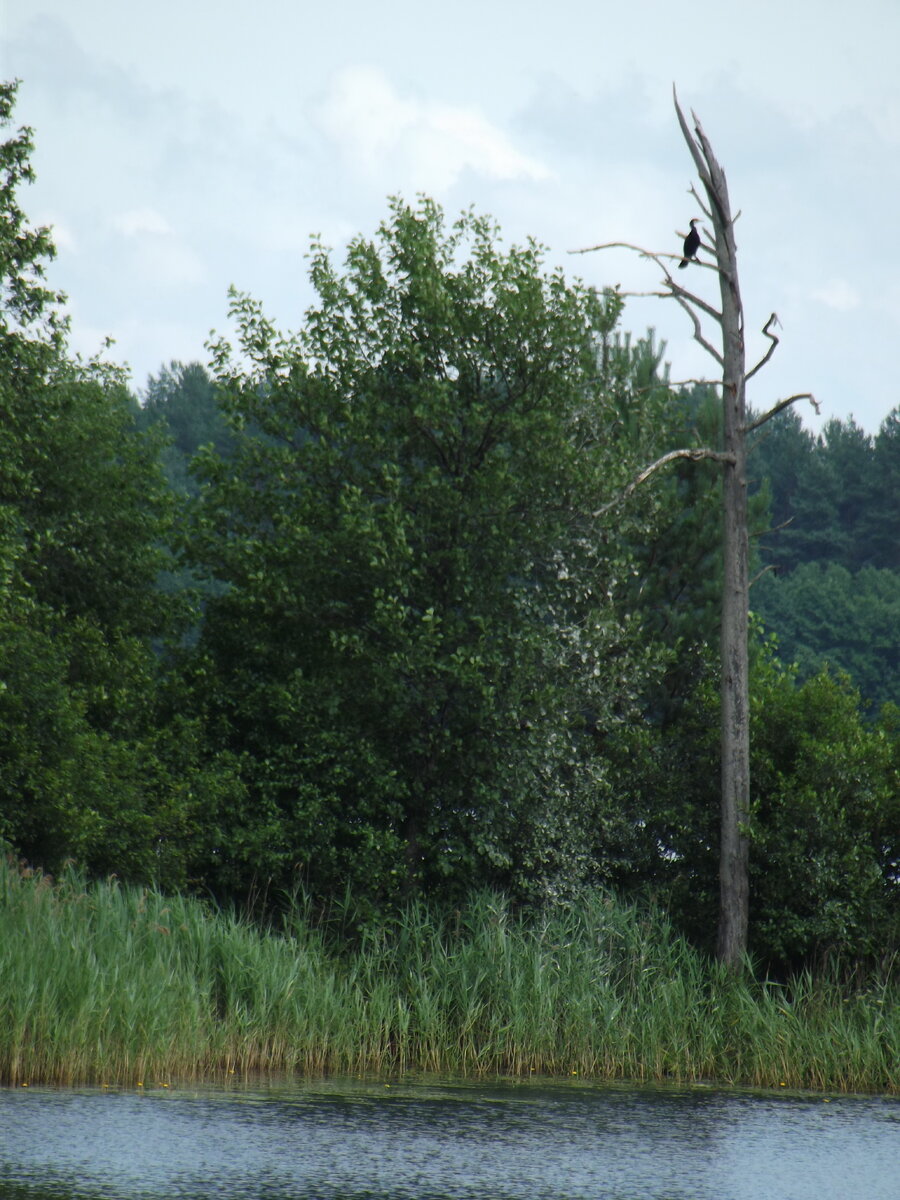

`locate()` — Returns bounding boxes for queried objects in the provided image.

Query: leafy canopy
[0,81,231,886]
[189,197,667,906]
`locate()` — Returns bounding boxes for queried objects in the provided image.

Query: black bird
[679,219,700,268]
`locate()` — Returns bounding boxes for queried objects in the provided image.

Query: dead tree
[685,96,757,965]
[576,88,816,968]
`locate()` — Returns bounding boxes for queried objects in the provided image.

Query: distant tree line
[750,407,900,712]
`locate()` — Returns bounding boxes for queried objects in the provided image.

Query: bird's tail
[678,259,689,269]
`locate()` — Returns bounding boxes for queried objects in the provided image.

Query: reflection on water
[0,1077,897,1200]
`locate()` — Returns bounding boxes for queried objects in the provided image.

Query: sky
[4,0,900,433]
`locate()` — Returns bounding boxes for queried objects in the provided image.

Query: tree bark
[674,95,751,968]
[718,365,751,966]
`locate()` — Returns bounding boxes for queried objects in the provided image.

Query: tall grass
[0,857,896,1091]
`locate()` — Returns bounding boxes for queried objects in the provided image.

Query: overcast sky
[5,0,900,433]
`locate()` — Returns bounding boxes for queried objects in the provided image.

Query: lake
[1,1076,897,1199]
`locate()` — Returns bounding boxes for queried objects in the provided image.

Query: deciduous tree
[0,81,230,885]
[188,197,668,906]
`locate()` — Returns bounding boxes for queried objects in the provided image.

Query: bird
[679,219,701,268]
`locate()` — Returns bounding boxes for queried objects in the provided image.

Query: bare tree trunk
[718,332,751,966]
[674,98,751,968]
[576,91,815,969]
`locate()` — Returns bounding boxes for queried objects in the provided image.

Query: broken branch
[592,446,735,518]
[568,240,679,266]
[744,313,781,384]
[674,88,715,197]
[744,392,819,433]
[688,185,713,222]
[666,276,723,324]
[671,291,725,366]
[749,564,777,588]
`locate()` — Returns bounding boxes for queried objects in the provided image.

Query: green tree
[819,417,876,569]
[754,563,900,711]
[752,413,887,574]
[862,406,900,571]
[750,407,900,711]
[187,197,667,907]
[136,360,234,497]
[748,405,816,571]
[749,663,899,969]
[615,636,900,970]
[0,80,237,886]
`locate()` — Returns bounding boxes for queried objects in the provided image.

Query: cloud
[810,278,862,312]
[113,207,173,237]
[317,66,553,192]
[109,208,205,286]
[138,241,206,287]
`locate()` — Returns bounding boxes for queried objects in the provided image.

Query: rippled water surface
[1,1077,897,1199]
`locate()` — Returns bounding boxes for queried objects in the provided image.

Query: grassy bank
[0,857,896,1092]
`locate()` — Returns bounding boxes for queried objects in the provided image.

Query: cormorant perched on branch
[679,219,700,268]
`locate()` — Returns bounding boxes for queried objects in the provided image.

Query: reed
[0,857,895,1092]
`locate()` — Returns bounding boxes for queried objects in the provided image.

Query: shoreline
[3,861,896,1097]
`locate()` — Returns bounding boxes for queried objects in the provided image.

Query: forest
[1,81,898,1087]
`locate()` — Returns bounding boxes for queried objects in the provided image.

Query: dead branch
[750,517,794,539]
[676,92,738,290]
[631,377,721,394]
[675,92,716,199]
[667,276,723,325]
[671,291,725,366]
[570,238,721,281]
[686,184,744,226]
[569,226,738,393]
[615,290,675,299]
[668,378,721,390]
[616,286,723,329]
[749,564,777,588]
[568,237,726,336]
[569,240,682,268]
[688,185,713,222]
[689,108,731,232]
[592,446,735,518]
[744,313,781,384]
[744,392,819,433]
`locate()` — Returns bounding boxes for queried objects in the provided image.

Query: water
[0,1077,897,1200]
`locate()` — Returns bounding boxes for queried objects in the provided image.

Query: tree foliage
[750,406,900,710]
[610,635,899,970]
[0,81,238,886]
[752,406,900,575]
[187,197,668,907]
[136,360,234,497]
[753,563,900,712]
